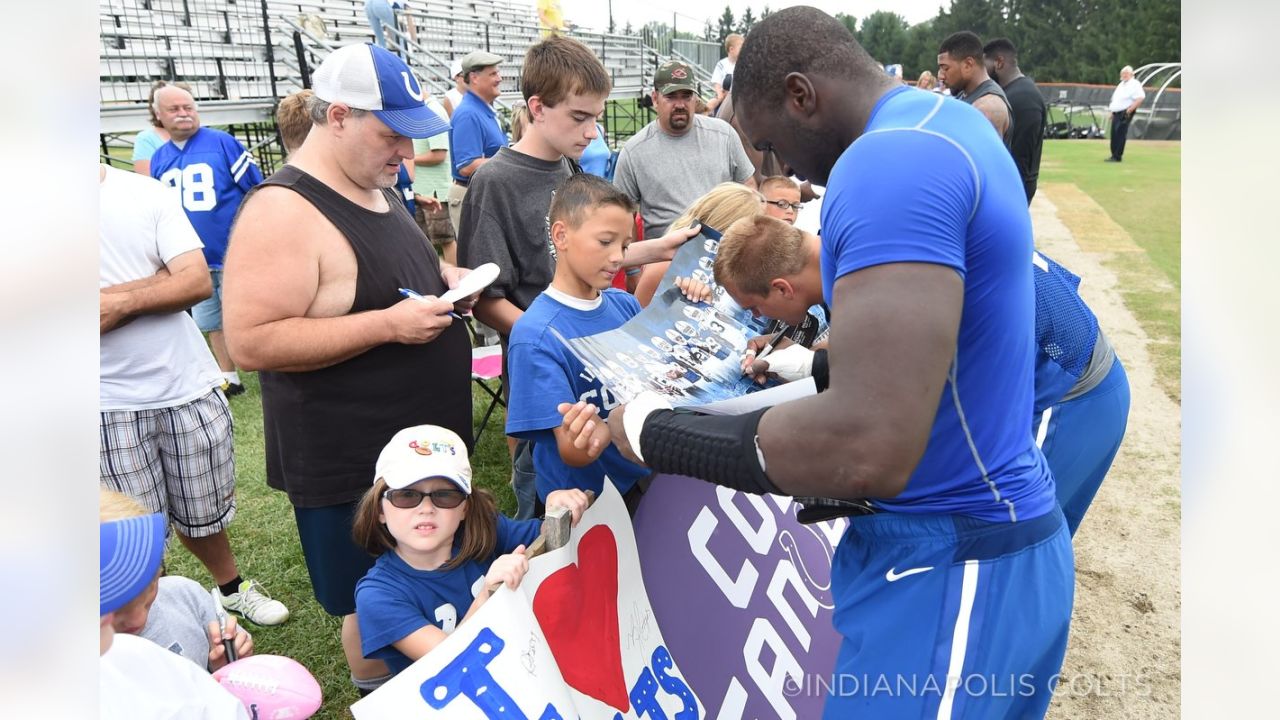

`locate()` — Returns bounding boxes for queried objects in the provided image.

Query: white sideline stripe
[1035,407,1053,449]
[936,560,980,720]
[230,151,250,173]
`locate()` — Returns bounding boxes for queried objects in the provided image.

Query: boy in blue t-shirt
[506,174,651,515]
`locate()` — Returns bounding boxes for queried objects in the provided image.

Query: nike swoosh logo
[885,566,934,582]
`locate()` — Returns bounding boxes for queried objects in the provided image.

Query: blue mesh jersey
[1032,250,1100,413]
[150,127,263,268]
[819,86,1055,523]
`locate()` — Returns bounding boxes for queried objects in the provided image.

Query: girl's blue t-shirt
[354,513,540,675]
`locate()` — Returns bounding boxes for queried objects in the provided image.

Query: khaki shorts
[415,202,456,246]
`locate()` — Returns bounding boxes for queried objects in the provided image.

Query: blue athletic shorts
[294,499,377,616]
[192,268,223,332]
[822,506,1074,719]
[1036,358,1131,535]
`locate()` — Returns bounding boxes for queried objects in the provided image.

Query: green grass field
[1039,138,1181,400]
[123,135,1180,719]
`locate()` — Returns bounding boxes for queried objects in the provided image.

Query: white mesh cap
[313,43,449,139]
[375,425,472,493]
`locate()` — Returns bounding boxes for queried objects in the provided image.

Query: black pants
[1110,111,1132,160]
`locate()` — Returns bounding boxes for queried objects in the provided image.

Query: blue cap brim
[374,106,451,139]
[100,513,167,616]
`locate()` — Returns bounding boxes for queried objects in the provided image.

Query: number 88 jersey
[150,127,263,269]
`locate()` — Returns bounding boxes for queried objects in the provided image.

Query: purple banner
[633,475,848,720]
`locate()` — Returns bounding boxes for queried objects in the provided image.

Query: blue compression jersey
[1031,250,1101,413]
[819,86,1054,522]
[150,127,262,268]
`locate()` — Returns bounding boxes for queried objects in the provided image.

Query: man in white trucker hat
[222,41,480,697]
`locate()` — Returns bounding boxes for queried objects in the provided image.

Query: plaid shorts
[99,388,236,537]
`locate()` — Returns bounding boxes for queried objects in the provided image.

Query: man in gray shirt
[613,60,755,237]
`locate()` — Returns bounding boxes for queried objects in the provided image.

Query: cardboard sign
[352,484,704,719]
[634,475,848,720]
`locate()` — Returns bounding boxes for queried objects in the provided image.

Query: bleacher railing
[101,0,675,147]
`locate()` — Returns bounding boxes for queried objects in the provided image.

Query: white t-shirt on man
[99,166,223,411]
[1108,78,1146,112]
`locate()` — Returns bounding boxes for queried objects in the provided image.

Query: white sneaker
[215,579,290,626]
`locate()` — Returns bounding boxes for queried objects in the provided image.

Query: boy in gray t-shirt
[140,575,253,670]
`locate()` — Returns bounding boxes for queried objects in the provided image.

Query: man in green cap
[613,59,756,238]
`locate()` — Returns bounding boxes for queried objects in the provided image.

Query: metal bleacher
[99,0,676,147]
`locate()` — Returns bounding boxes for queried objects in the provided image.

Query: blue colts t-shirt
[355,514,540,676]
[150,127,262,269]
[819,85,1055,523]
[506,289,651,500]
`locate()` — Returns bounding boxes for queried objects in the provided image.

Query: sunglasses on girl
[383,487,467,509]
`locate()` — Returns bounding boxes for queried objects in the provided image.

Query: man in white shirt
[98,164,289,627]
[1106,65,1146,162]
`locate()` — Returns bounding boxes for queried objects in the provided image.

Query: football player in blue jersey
[599,8,1074,718]
[150,84,263,396]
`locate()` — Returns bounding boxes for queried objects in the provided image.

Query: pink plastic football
[211,654,322,719]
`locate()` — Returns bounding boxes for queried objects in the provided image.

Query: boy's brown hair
[521,35,611,106]
[351,478,501,570]
[548,173,637,231]
[276,89,314,154]
[714,215,807,296]
[759,175,799,195]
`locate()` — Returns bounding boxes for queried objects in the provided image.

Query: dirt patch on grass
[1032,193,1182,720]
[1041,183,1181,404]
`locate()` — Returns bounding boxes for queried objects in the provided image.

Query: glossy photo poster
[556,225,782,407]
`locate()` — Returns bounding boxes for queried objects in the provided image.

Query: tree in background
[835,12,858,37]
[716,5,736,47]
[611,0,1177,86]
[858,11,910,67]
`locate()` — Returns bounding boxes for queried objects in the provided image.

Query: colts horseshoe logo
[401,71,424,102]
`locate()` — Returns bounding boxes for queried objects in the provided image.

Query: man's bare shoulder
[233,184,329,244]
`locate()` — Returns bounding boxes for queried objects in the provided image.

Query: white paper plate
[440,263,500,304]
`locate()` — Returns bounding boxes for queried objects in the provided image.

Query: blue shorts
[823,506,1074,719]
[1036,357,1131,535]
[294,499,377,616]
[192,268,223,332]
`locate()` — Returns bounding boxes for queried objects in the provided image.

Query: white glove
[621,391,673,464]
[757,344,815,382]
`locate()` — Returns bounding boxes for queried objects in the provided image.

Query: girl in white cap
[351,425,588,679]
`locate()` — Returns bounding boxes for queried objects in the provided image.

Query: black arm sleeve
[812,349,829,392]
[638,407,782,496]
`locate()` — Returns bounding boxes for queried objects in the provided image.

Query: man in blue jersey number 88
[599,7,1074,718]
[150,84,263,396]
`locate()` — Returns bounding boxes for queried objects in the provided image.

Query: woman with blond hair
[632,182,764,306]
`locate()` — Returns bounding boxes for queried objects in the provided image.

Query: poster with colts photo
[351,484,704,720]
[554,224,815,414]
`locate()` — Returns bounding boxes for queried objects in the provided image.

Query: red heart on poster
[532,525,630,712]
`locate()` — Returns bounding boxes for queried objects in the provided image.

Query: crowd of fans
[101,8,1139,715]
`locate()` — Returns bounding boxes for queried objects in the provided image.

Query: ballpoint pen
[398,287,463,319]
[210,588,238,663]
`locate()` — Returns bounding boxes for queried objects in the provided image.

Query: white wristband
[759,344,815,382]
[622,391,673,463]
